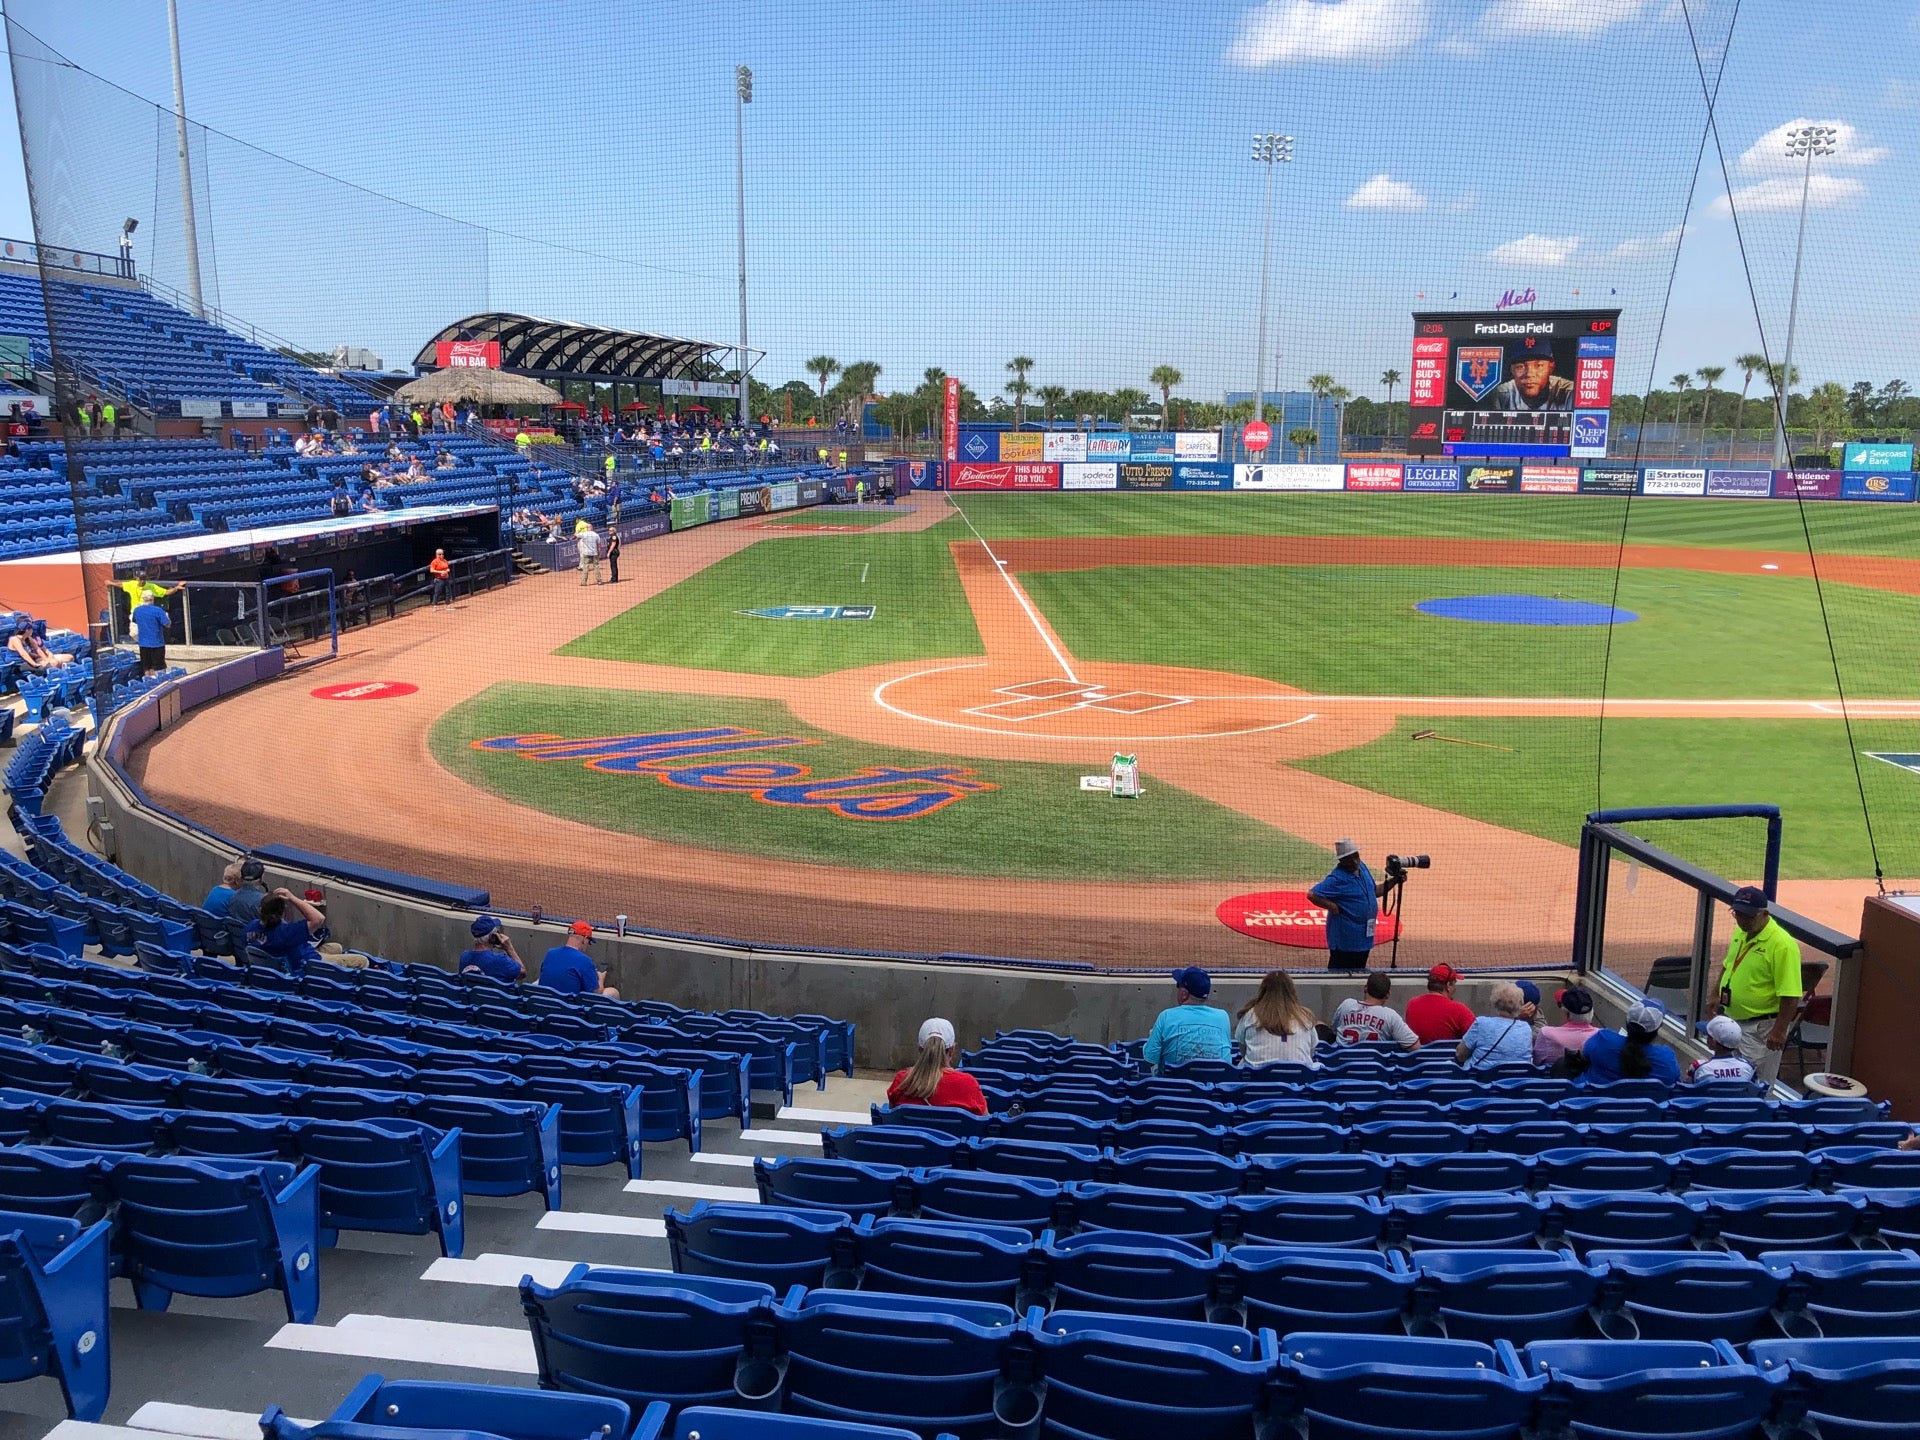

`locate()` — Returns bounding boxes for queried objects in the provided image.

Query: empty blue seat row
[0,1208,109,1420]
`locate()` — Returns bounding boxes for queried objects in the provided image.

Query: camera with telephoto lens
[1385,854,1432,876]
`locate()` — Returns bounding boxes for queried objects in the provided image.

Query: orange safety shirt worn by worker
[429,556,451,581]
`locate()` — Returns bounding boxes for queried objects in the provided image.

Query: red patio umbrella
[553,400,586,412]
[683,403,710,413]
[621,401,654,412]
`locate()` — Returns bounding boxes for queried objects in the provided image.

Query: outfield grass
[759,508,906,526]
[1294,715,1920,879]
[560,527,982,675]
[947,492,1920,556]
[1021,562,1920,698]
[432,684,1325,881]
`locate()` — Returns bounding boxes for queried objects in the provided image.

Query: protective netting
[8,0,1919,971]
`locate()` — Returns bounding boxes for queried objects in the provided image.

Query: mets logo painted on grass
[472,727,995,821]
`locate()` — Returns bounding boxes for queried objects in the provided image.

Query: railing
[0,238,132,280]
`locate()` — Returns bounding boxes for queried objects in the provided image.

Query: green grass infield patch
[432,684,1328,882]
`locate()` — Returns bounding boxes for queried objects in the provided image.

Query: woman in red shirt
[886,1018,987,1115]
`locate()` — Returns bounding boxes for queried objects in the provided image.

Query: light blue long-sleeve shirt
[1141,1003,1232,1073]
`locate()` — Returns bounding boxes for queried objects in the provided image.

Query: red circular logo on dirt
[1215,889,1399,949]
[310,681,419,702]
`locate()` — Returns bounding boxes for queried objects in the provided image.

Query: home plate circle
[1216,889,1400,948]
[311,681,419,701]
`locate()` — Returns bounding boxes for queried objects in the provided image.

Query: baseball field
[129,489,1920,970]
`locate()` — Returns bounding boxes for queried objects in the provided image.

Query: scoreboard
[1407,309,1621,459]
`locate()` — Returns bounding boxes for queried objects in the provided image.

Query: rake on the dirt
[1410,728,1515,752]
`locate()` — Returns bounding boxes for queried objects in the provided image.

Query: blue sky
[0,0,1914,405]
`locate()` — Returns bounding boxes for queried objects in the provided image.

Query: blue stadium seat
[1407,1250,1604,1344]
[1588,1123,1701,1155]
[1544,1193,1705,1256]
[0,1210,109,1420]
[263,1373,635,1440]
[1677,1147,1815,1192]
[1108,1118,1231,1154]
[521,1268,775,1412]
[1036,1230,1220,1321]
[1867,1190,1920,1251]
[1468,1121,1587,1156]
[1764,1249,1920,1338]
[1702,1192,1865,1257]
[996,1111,1108,1148]
[1106,1146,1247,1196]
[1388,1193,1547,1250]
[517,1078,642,1177]
[1518,1339,1778,1440]
[1231,1194,1387,1249]
[1816,1144,1920,1191]
[1588,1250,1783,1343]
[1231,1121,1347,1156]
[1750,1337,1920,1440]
[411,1095,561,1209]
[667,1202,848,1290]
[1351,1120,1472,1155]
[822,1124,962,1169]
[1275,1333,1545,1440]
[1397,1153,1535,1195]
[296,1117,463,1258]
[756,1157,903,1219]
[1069,1184,1225,1245]
[912,1169,1067,1235]
[1224,1245,1413,1335]
[1535,1147,1675,1193]
[850,1215,1031,1306]
[871,1104,991,1138]
[1249,1154,1390,1197]
[970,1138,1104,1184]
[1023,1310,1280,1440]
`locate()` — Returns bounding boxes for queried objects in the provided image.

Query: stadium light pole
[735,65,752,429]
[165,0,204,318]
[1773,123,1837,468]
[1249,133,1293,425]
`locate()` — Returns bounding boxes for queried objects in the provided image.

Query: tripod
[1384,871,1410,970]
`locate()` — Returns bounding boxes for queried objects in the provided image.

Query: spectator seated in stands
[1406,963,1476,1047]
[1142,966,1232,1074]
[537,920,620,999]
[7,618,70,672]
[1688,1013,1758,1084]
[1233,970,1320,1067]
[246,887,329,969]
[202,859,243,916]
[458,915,525,983]
[225,857,268,924]
[1331,971,1418,1049]
[1534,984,1599,1068]
[886,1017,987,1115]
[1583,1001,1680,1085]
[435,447,456,470]
[1456,982,1535,1070]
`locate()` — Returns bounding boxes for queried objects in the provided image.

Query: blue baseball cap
[1171,966,1212,999]
[1729,885,1768,914]
[1515,979,1541,1007]
[1509,335,1556,361]
[470,915,502,938]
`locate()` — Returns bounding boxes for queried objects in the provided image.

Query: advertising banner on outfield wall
[715,490,740,520]
[1125,432,1177,459]
[1643,467,1707,496]
[1086,435,1129,459]
[998,432,1044,461]
[1173,463,1232,490]
[1521,465,1580,493]
[1119,462,1175,491]
[736,487,770,518]
[1175,432,1221,460]
[796,480,826,506]
[1346,463,1404,491]
[1235,463,1345,491]
[1044,432,1087,462]
[1705,469,1773,497]
[1571,410,1610,458]
[616,514,673,543]
[1578,467,1637,494]
[1844,442,1915,473]
[948,462,1061,490]
[1462,462,1520,492]
[1061,463,1118,490]
[1841,471,1917,501]
[769,482,801,510]
[670,493,713,530]
[1773,468,1842,498]
[1403,463,1462,492]
[956,429,1001,462]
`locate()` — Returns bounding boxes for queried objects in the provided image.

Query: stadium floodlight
[1774,124,1839,467]
[735,66,753,425]
[1249,134,1294,425]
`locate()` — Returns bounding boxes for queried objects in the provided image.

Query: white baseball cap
[917,1017,956,1049]
[1705,1014,1744,1049]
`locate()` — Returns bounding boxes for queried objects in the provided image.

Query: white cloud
[1606,225,1685,260]
[1710,174,1868,216]
[1484,233,1582,266]
[1479,0,1650,37]
[1344,174,1427,210]
[1226,0,1428,67]
[1736,118,1889,174]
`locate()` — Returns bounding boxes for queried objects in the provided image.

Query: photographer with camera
[1306,839,1409,972]
[458,915,526,983]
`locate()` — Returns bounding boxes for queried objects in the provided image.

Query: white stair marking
[46,1425,191,1440]
[778,1105,871,1126]
[739,1127,825,1147]
[265,1313,536,1374]
[690,1152,758,1168]
[123,1405,317,1440]
[625,1178,758,1203]
[424,1252,662,1289]
[537,1210,668,1237]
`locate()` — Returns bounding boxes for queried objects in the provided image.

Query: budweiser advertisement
[434,339,500,369]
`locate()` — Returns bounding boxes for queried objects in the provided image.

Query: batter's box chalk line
[962,678,1191,723]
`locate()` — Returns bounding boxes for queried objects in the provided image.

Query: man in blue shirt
[1141,967,1232,1074]
[130,598,171,673]
[459,914,525,983]
[225,857,268,925]
[1307,838,1403,972]
[538,920,621,999]
[202,859,242,916]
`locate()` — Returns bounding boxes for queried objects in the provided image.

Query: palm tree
[804,356,840,424]
[1004,356,1035,427]
[1287,427,1320,463]
[1668,373,1691,428]
[1732,352,1767,460]
[1807,380,1848,450]
[837,361,882,427]
[1694,365,1724,452]
[1149,365,1183,430]
[1036,384,1067,423]
[1380,368,1402,440]
[1328,384,1352,457]
[1112,387,1150,425]
[1305,372,1335,448]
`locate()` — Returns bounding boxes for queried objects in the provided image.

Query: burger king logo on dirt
[1215,889,1400,949]
[311,681,419,701]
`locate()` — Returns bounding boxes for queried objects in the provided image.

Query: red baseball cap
[568,920,595,940]
[1427,964,1460,983]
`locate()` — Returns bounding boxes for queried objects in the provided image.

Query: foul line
[946,495,1080,683]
